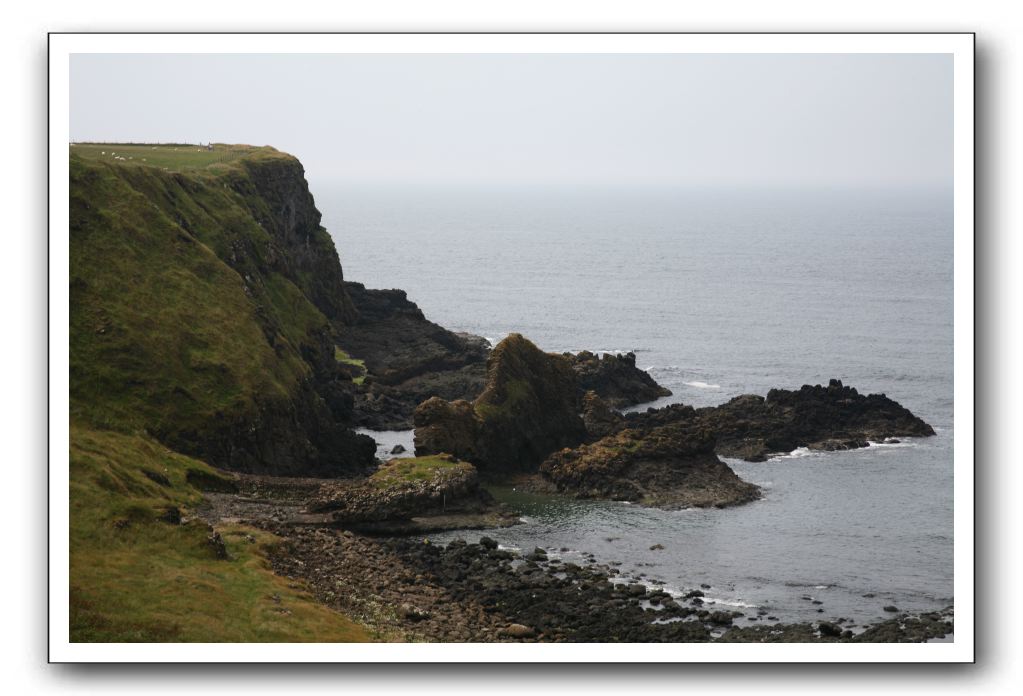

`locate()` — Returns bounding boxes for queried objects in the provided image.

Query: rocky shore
[197,474,952,643]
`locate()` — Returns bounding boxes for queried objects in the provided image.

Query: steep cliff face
[230,156,359,325]
[70,146,373,475]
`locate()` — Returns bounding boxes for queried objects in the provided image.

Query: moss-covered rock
[306,455,517,533]
[414,333,587,475]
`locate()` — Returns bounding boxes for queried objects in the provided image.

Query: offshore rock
[414,334,588,474]
[540,422,760,509]
[621,379,935,462]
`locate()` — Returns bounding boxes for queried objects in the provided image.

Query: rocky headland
[69,143,945,644]
[338,282,491,430]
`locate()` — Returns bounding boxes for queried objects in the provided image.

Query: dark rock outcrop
[414,334,588,475]
[619,379,935,462]
[580,390,625,440]
[540,422,760,509]
[566,350,671,408]
[339,282,489,429]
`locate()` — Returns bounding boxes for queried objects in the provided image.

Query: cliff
[70,145,373,475]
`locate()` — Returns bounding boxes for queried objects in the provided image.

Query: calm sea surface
[322,184,954,627]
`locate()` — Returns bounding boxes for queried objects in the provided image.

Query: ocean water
[322,184,954,628]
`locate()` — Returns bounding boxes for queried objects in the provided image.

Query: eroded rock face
[414,334,588,474]
[339,282,489,429]
[412,398,480,462]
[306,455,515,533]
[566,351,672,408]
[621,379,935,462]
[540,423,760,509]
[580,390,625,440]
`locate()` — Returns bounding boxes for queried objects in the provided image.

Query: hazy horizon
[71,53,953,193]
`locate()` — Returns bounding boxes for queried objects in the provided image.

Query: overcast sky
[70,53,952,191]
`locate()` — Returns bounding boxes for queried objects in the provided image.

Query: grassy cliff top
[69,142,289,172]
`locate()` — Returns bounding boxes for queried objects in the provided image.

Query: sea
[321,183,954,629]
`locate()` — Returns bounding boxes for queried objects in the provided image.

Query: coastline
[197,472,953,643]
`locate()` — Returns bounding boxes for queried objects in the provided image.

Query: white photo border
[48,31,975,664]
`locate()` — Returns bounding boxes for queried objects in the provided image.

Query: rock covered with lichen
[414,333,588,474]
[306,455,516,533]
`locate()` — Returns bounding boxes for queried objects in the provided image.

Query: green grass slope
[70,426,371,642]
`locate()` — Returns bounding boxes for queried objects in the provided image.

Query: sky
[70,53,953,191]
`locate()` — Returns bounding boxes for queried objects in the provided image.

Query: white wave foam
[684,380,721,389]
[777,447,814,459]
[705,597,758,609]
[867,439,920,449]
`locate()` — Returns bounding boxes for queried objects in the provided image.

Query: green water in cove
[327,184,954,627]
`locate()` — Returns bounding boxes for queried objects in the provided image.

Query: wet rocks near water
[539,422,761,509]
[198,474,953,644]
[620,379,934,462]
[565,350,672,409]
[818,621,842,637]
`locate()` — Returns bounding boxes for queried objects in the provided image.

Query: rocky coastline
[70,144,949,644]
[197,473,953,643]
